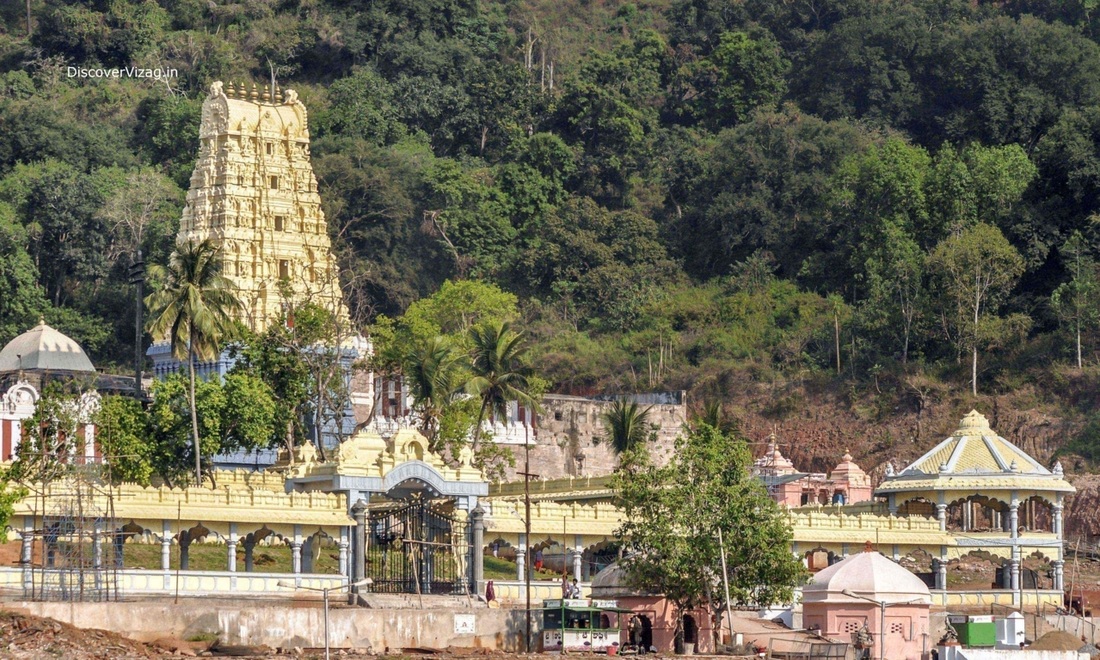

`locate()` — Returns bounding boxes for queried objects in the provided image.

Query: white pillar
[1054,503,1064,537]
[338,527,349,577]
[93,520,103,569]
[1010,559,1020,591]
[936,504,947,531]
[1009,502,1019,539]
[292,524,303,574]
[573,548,583,582]
[291,542,302,574]
[20,523,32,564]
[933,559,946,590]
[227,524,238,573]
[21,516,33,593]
[161,520,172,571]
[516,537,527,581]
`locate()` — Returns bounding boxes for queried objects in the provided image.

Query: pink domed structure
[802,544,931,660]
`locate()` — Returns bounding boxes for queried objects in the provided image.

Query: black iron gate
[366,498,471,595]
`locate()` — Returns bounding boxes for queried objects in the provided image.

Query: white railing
[0,567,346,596]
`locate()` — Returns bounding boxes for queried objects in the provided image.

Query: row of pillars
[513,537,586,582]
[928,556,1065,592]
[158,522,351,575]
[18,517,354,577]
[933,501,1064,538]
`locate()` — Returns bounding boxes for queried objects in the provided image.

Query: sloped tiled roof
[875,410,1074,496]
[900,410,1045,476]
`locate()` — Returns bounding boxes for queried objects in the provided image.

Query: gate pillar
[351,499,368,601]
[470,505,485,593]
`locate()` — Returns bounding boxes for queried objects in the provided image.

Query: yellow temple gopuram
[180,81,348,333]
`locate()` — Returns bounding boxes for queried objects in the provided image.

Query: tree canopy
[615,422,806,635]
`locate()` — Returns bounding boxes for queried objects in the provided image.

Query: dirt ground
[0,608,760,660]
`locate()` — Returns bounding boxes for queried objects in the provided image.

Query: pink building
[589,563,715,654]
[753,440,873,507]
[802,546,932,660]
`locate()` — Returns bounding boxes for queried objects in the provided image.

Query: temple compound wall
[515,393,686,480]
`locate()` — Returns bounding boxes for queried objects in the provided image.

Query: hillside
[3,1,1100,480]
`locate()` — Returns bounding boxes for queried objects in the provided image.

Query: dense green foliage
[5,0,1100,430]
[615,422,807,624]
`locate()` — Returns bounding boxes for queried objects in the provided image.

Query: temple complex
[177,81,347,334]
[752,441,874,506]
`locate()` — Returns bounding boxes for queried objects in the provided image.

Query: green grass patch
[483,556,568,581]
[120,541,340,573]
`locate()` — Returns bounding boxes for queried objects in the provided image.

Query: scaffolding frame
[22,462,121,602]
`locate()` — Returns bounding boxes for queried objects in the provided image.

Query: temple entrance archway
[366,495,470,595]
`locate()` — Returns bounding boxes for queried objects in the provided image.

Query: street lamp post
[279,577,373,660]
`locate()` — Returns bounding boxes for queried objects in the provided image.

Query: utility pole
[717,528,735,651]
[128,250,145,399]
[517,424,540,653]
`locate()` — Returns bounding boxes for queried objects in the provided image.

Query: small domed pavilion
[0,319,99,462]
[0,318,96,378]
[875,410,1073,595]
[802,544,931,660]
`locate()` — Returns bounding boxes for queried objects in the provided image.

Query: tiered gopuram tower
[178,80,347,333]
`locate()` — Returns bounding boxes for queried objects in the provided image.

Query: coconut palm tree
[145,239,240,486]
[693,399,737,435]
[466,321,536,450]
[601,399,653,454]
[404,336,467,447]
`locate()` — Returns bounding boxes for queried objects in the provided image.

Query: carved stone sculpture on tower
[177,80,348,333]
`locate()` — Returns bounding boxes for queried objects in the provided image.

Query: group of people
[561,576,583,598]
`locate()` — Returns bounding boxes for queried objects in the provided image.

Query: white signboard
[454,614,476,635]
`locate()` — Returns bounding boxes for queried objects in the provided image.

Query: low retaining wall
[8,600,529,651]
[0,567,345,596]
[939,648,1087,660]
[486,579,588,603]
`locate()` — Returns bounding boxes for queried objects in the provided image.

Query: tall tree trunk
[834,311,841,373]
[188,337,202,486]
[1077,323,1083,370]
[471,398,489,451]
[972,274,981,396]
[971,345,978,397]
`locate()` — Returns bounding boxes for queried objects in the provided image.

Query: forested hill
[4,0,1100,463]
